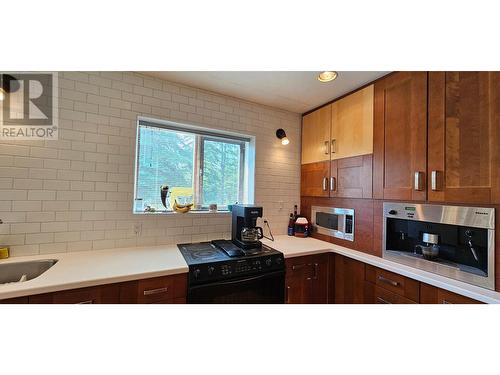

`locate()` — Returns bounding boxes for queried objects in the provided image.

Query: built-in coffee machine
[383,202,495,290]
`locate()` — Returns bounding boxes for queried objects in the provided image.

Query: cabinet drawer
[365,265,419,302]
[30,284,120,304]
[120,274,187,304]
[137,276,175,303]
[0,296,29,304]
[420,283,481,304]
[52,287,103,304]
[371,284,416,304]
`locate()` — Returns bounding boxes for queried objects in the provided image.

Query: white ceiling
[144,71,390,114]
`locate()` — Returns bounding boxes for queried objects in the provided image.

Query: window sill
[133,210,231,216]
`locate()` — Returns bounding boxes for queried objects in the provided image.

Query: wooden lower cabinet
[285,253,329,303]
[420,283,481,304]
[0,296,29,304]
[334,254,366,303]
[120,274,187,304]
[364,283,416,304]
[24,273,188,304]
[365,265,419,302]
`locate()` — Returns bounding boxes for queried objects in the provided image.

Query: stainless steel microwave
[311,206,355,241]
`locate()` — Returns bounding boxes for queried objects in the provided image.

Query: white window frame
[133,116,256,214]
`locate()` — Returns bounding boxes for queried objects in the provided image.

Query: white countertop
[263,236,500,304]
[0,245,188,300]
[2,235,500,304]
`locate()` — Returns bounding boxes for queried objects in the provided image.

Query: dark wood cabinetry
[301,161,330,197]
[428,72,500,204]
[20,273,188,304]
[364,265,419,303]
[285,253,329,303]
[120,274,187,304]
[331,154,372,199]
[373,71,428,201]
[334,254,366,303]
[420,283,481,304]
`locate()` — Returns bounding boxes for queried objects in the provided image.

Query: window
[134,119,254,213]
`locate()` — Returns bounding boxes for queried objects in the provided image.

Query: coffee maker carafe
[232,204,264,250]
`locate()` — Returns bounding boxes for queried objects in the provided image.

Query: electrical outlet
[278,200,284,211]
[134,223,142,236]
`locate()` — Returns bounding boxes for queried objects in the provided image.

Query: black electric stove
[177,240,285,303]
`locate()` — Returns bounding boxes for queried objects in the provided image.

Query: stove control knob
[193,269,201,279]
[207,266,215,276]
[266,258,272,267]
[276,257,282,265]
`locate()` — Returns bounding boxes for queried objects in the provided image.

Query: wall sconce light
[276,128,289,145]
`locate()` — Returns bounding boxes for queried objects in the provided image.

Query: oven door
[187,270,285,304]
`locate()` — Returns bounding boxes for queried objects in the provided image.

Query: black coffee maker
[232,204,264,250]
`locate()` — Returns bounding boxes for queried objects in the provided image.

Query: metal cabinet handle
[331,139,337,153]
[77,300,94,304]
[324,140,330,155]
[143,287,168,296]
[414,171,424,191]
[442,300,452,304]
[313,263,319,280]
[431,170,441,191]
[322,177,328,191]
[330,177,336,191]
[377,275,399,287]
[292,264,306,271]
[286,285,291,304]
[377,297,392,304]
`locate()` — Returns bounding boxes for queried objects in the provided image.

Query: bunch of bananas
[172,200,194,213]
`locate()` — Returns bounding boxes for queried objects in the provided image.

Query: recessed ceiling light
[318,71,338,83]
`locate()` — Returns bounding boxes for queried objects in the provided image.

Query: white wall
[0,72,301,257]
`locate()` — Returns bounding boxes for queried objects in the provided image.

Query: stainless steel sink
[0,259,58,285]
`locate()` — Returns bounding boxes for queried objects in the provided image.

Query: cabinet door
[331,154,372,198]
[301,104,331,164]
[334,254,365,303]
[331,85,374,160]
[301,161,330,197]
[428,72,500,204]
[286,254,328,304]
[373,72,427,201]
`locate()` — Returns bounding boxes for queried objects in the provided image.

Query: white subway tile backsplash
[0,72,300,257]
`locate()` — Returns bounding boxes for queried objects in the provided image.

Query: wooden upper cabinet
[301,104,331,164]
[301,161,330,197]
[373,72,428,201]
[331,85,374,160]
[428,72,500,204]
[331,154,372,199]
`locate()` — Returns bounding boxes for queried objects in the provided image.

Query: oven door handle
[189,270,285,289]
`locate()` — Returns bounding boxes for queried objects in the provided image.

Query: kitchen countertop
[2,235,500,304]
[263,236,500,304]
[0,245,188,300]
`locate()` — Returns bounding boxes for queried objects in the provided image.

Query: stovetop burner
[177,242,228,264]
[178,240,285,286]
